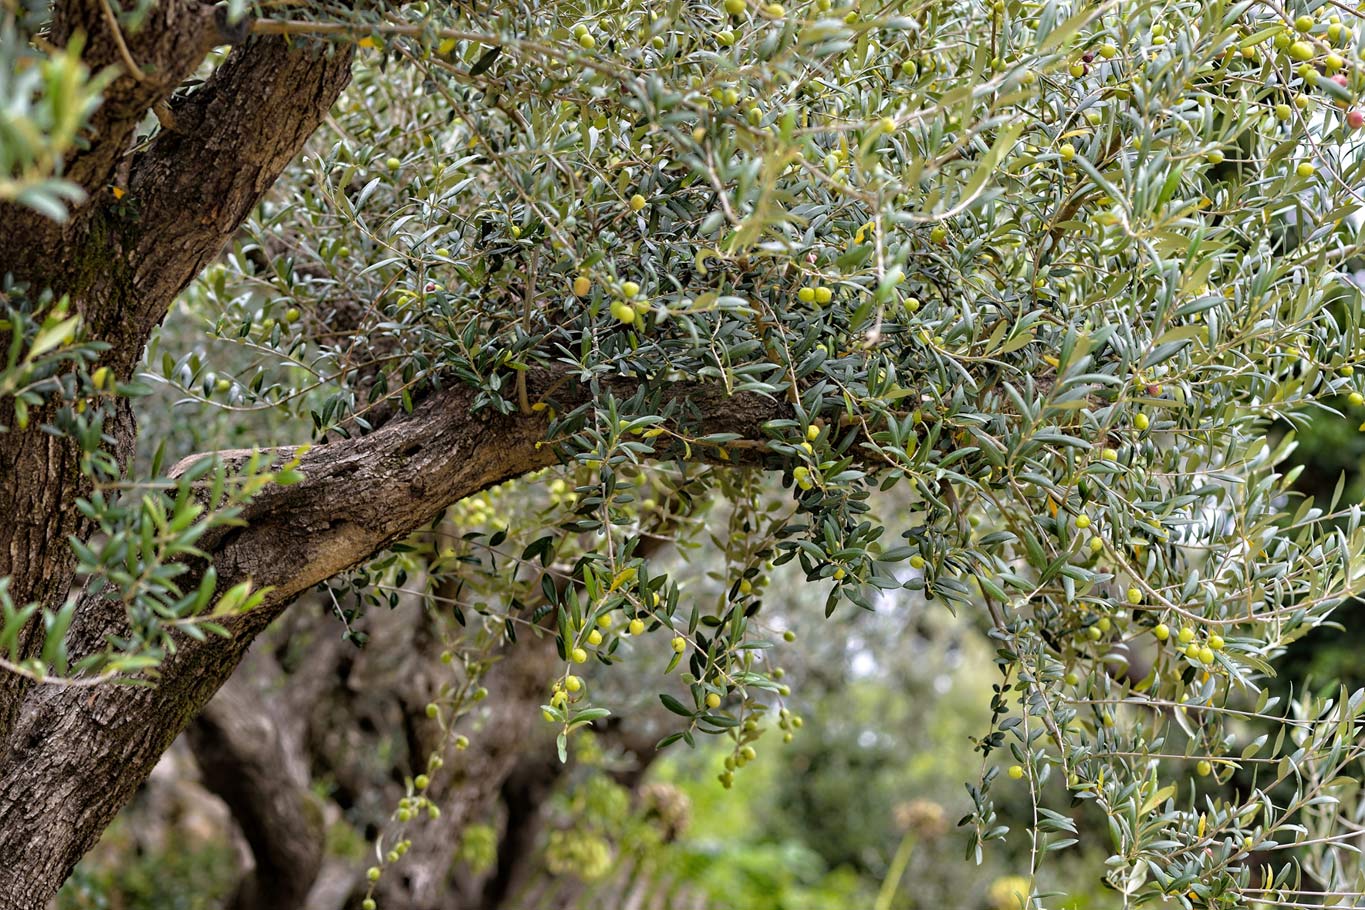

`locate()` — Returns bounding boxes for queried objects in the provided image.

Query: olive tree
[4,0,1365,906]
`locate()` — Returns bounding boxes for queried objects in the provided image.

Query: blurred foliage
[0,23,109,220]
[55,817,234,910]
[640,598,1117,910]
[1276,406,1365,693]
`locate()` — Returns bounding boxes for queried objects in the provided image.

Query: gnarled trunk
[0,15,354,906]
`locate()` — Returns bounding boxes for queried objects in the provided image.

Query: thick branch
[115,34,355,371]
[0,0,227,750]
[0,29,354,754]
[177,367,791,614]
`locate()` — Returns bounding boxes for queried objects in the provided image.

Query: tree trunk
[0,16,355,906]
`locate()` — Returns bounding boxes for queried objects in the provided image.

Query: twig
[99,0,148,83]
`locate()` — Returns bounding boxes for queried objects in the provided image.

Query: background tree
[5,0,1365,908]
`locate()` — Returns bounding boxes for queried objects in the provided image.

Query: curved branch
[176,366,792,614]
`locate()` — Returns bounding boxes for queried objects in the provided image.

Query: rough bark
[172,368,785,618]
[0,0,230,283]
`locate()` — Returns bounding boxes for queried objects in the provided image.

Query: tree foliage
[7,0,1365,905]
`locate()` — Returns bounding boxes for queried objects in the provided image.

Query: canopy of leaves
[10,0,1365,904]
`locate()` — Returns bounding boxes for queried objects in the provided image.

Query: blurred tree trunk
[183,569,672,909]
